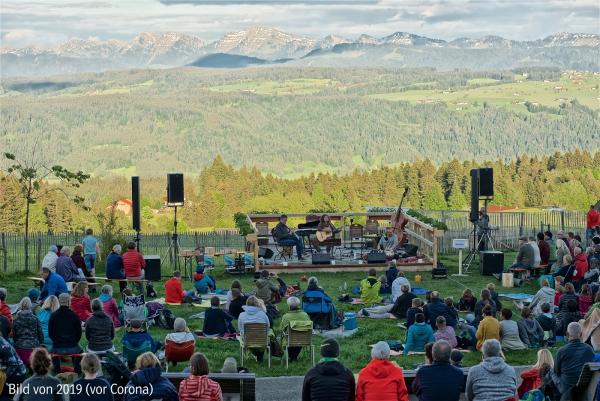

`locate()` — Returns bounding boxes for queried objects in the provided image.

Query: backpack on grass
[155,308,176,330]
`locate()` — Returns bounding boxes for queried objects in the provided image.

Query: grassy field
[2,251,557,377]
[370,72,600,113]
[208,78,336,95]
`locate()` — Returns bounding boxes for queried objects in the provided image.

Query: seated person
[193,265,215,295]
[556,299,580,337]
[14,348,62,401]
[517,306,544,348]
[406,298,424,329]
[99,284,121,328]
[255,270,280,304]
[123,352,177,401]
[70,281,92,321]
[458,288,477,312]
[225,280,242,311]
[558,283,579,312]
[238,296,271,362]
[360,269,382,304]
[486,283,502,312]
[476,305,500,351]
[272,214,305,260]
[553,254,576,283]
[202,296,235,337]
[378,275,391,295]
[279,296,311,362]
[378,227,399,252]
[357,284,413,319]
[49,293,83,374]
[228,288,246,320]
[403,313,434,355]
[73,353,112,401]
[166,317,196,344]
[508,236,535,271]
[39,267,68,300]
[303,277,338,330]
[179,353,222,401]
[165,271,194,304]
[122,319,161,353]
[385,264,399,289]
[474,289,496,326]
[499,308,526,351]
[536,302,556,346]
[434,316,457,348]
[85,299,115,353]
[391,271,411,302]
[105,244,126,292]
[55,246,85,283]
[312,214,338,253]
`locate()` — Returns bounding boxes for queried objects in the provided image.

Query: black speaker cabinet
[132,176,141,231]
[167,173,184,206]
[258,247,274,259]
[480,251,504,275]
[367,251,387,264]
[312,253,332,265]
[479,168,494,198]
[403,244,419,257]
[470,169,480,222]
[144,255,161,281]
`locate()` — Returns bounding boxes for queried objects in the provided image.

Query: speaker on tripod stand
[166,173,184,271]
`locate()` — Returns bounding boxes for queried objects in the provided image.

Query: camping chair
[283,321,314,369]
[272,230,293,261]
[122,340,152,369]
[302,290,336,330]
[240,323,271,368]
[123,294,147,327]
[164,339,195,372]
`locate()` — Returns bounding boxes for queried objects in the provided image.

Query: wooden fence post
[560,210,565,232]
[36,236,42,270]
[1,233,6,272]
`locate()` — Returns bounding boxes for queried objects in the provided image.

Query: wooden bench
[532,264,548,278]
[91,277,148,283]
[28,277,99,291]
[164,372,256,401]
[509,268,528,286]
[572,362,600,401]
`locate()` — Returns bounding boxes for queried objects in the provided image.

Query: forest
[1,150,599,233]
[1,67,598,178]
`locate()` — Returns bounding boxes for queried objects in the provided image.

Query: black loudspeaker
[367,251,387,264]
[403,244,419,257]
[479,251,504,275]
[167,173,184,206]
[312,253,332,265]
[470,169,480,222]
[479,168,494,198]
[132,176,141,232]
[258,247,274,259]
[144,255,161,281]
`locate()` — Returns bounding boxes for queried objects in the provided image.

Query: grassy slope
[4,251,555,376]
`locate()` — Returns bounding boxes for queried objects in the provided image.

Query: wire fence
[0,230,245,274]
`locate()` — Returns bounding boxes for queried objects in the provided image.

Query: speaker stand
[164,206,181,274]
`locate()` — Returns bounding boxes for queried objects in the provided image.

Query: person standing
[82,228,101,277]
[587,205,600,245]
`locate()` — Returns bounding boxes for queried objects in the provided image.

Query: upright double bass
[391,187,409,244]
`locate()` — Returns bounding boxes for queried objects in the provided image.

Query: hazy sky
[1,0,598,48]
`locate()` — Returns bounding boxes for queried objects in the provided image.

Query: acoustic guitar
[316,229,339,242]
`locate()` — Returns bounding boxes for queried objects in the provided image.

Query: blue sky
[1,0,598,48]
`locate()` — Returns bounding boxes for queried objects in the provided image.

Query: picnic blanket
[499,293,533,302]
[412,287,428,296]
[316,328,358,338]
[192,299,226,308]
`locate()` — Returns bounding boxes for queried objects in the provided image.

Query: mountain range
[1,28,598,77]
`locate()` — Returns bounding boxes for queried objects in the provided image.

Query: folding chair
[240,323,271,368]
[122,341,152,369]
[272,232,293,261]
[283,321,314,369]
[164,339,195,372]
[123,294,147,327]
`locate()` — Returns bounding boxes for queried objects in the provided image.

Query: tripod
[164,206,180,272]
[463,226,495,273]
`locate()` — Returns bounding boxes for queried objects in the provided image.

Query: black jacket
[302,361,355,401]
[412,362,464,401]
[390,292,416,319]
[48,306,82,349]
[427,299,457,328]
[555,340,594,389]
[229,296,247,320]
[202,307,234,336]
[12,311,44,349]
[85,310,115,351]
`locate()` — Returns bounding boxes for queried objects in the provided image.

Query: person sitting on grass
[356,341,408,401]
[360,269,382,305]
[517,306,544,348]
[517,348,554,398]
[526,278,555,316]
[486,283,502,312]
[458,288,477,312]
[412,340,464,401]
[70,281,92,321]
[40,267,68,300]
[12,297,44,365]
[202,296,235,337]
[238,296,271,363]
[427,291,457,329]
[536,302,556,346]
[279,296,311,362]
[99,285,121,328]
[49,293,82,374]
[450,350,463,368]
[404,313,435,355]
[476,305,500,351]
[226,280,243,311]
[193,265,215,295]
[123,352,178,401]
[179,352,222,401]
[358,284,415,319]
[166,317,196,344]
[385,263,399,291]
[556,299,580,337]
[434,316,457,348]
[14,347,64,401]
[406,298,424,329]
[391,271,411,303]
[122,319,161,353]
[72,353,113,401]
[578,283,593,316]
[302,338,355,401]
[85,299,115,353]
[473,289,496,327]
[37,295,59,348]
[584,291,600,319]
[165,271,194,304]
[255,270,280,304]
[465,339,517,401]
[558,282,579,313]
[499,308,526,351]
[228,288,246,320]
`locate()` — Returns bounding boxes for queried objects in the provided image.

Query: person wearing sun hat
[301,338,355,401]
[356,341,409,401]
[193,264,215,294]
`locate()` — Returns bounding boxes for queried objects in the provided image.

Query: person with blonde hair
[123,352,177,401]
[179,353,222,401]
[518,349,554,397]
[238,295,271,362]
[14,348,65,401]
[12,297,44,364]
[553,254,576,283]
[37,295,59,348]
[553,238,570,272]
[72,353,112,401]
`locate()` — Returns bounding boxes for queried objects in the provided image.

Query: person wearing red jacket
[573,246,589,288]
[517,349,554,398]
[179,353,222,401]
[587,205,600,243]
[0,288,13,326]
[122,242,146,279]
[165,271,193,304]
[70,282,92,321]
[356,341,408,401]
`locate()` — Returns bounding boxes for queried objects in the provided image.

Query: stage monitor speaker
[479,251,504,276]
[144,255,161,281]
[479,168,494,198]
[312,253,331,265]
[367,251,387,264]
[132,176,141,232]
[469,169,480,222]
[167,173,184,206]
[403,244,419,257]
[258,247,274,259]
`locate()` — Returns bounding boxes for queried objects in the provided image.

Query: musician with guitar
[313,214,339,253]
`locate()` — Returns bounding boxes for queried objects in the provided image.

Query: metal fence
[0,230,245,274]
[417,209,587,254]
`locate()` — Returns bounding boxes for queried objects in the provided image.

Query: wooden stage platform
[260,260,434,274]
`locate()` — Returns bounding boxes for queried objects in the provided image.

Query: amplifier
[480,251,504,276]
[367,251,387,264]
[432,267,448,279]
[144,255,161,281]
[403,244,419,257]
[258,247,274,259]
[312,253,331,265]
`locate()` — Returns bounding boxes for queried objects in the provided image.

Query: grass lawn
[3,251,553,377]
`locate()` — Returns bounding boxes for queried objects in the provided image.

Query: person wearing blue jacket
[193,265,215,294]
[40,267,68,300]
[404,313,435,355]
[105,244,126,291]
